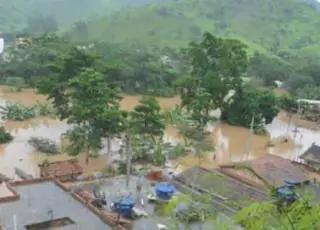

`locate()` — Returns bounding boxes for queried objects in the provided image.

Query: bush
[277,94,298,112]
[34,101,56,117]
[0,102,36,121]
[0,101,56,121]
[5,77,25,92]
[0,126,13,144]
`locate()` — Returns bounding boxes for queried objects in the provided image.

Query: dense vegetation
[0,102,55,121]
[2,0,320,101]
[66,0,320,56]
[0,126,13,144]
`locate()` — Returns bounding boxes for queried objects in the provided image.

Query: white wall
[0,38,4,54]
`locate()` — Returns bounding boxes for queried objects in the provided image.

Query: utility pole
[291,101,301,161]
[243,117,254,161]
[286,112,293,135]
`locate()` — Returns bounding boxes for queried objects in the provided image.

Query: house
[0,179,114,229]
[220,153,309,189]
[38,159,83,182]
[273,80,284,88]
[299,143,320,170]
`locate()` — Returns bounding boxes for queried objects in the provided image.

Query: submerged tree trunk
[125,134,132,189]
[106,137,112,155]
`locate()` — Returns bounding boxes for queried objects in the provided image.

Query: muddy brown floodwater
[0,86,319,178]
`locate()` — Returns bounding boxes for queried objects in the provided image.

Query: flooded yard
[0,86,319,177]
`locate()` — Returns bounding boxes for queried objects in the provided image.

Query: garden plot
[174,167,269,210]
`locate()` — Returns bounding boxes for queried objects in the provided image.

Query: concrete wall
[306,161,320,171]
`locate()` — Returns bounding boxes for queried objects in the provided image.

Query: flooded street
[0,86,319,177]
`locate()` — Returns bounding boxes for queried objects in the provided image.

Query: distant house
[273,80,284,88]
[299,143,320,170]
[38,159,83,182]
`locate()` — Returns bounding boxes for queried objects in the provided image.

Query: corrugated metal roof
[300,144,320,163]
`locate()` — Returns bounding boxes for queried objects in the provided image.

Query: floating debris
[15,167,33,180]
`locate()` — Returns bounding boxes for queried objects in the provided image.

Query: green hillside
[0,1,29,31]
[67,0,320,57]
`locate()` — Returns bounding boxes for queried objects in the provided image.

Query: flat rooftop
[0,181,111,230]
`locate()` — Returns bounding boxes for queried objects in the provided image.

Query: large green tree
[37,44,97,120]
[221,86,279,133]
[66,68,125,155]
[130,96,166,138]
[176,32,248,127]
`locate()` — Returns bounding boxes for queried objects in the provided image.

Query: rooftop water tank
[276,186,297,202]
[155,182,175,200]
[112,196,135,217]
[284,179,300,188]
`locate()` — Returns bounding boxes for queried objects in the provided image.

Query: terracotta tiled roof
[243,154,308,187]
[39,159,83,178]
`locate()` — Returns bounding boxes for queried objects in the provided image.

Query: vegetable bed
[174,167,269,209]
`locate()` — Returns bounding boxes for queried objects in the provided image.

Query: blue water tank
[155,182,175,200]
[284,179,299,188]
[276,186,297,202]
[112,196,135,217]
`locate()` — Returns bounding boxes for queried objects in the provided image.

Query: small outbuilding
[299,143,320,170]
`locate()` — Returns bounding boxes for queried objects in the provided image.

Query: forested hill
[0,0,160,32]
[2,0,320,60]
[66,0,320,58]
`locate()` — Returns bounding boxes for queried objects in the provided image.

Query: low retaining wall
[55,180,131,230]
[52,172,115,183]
